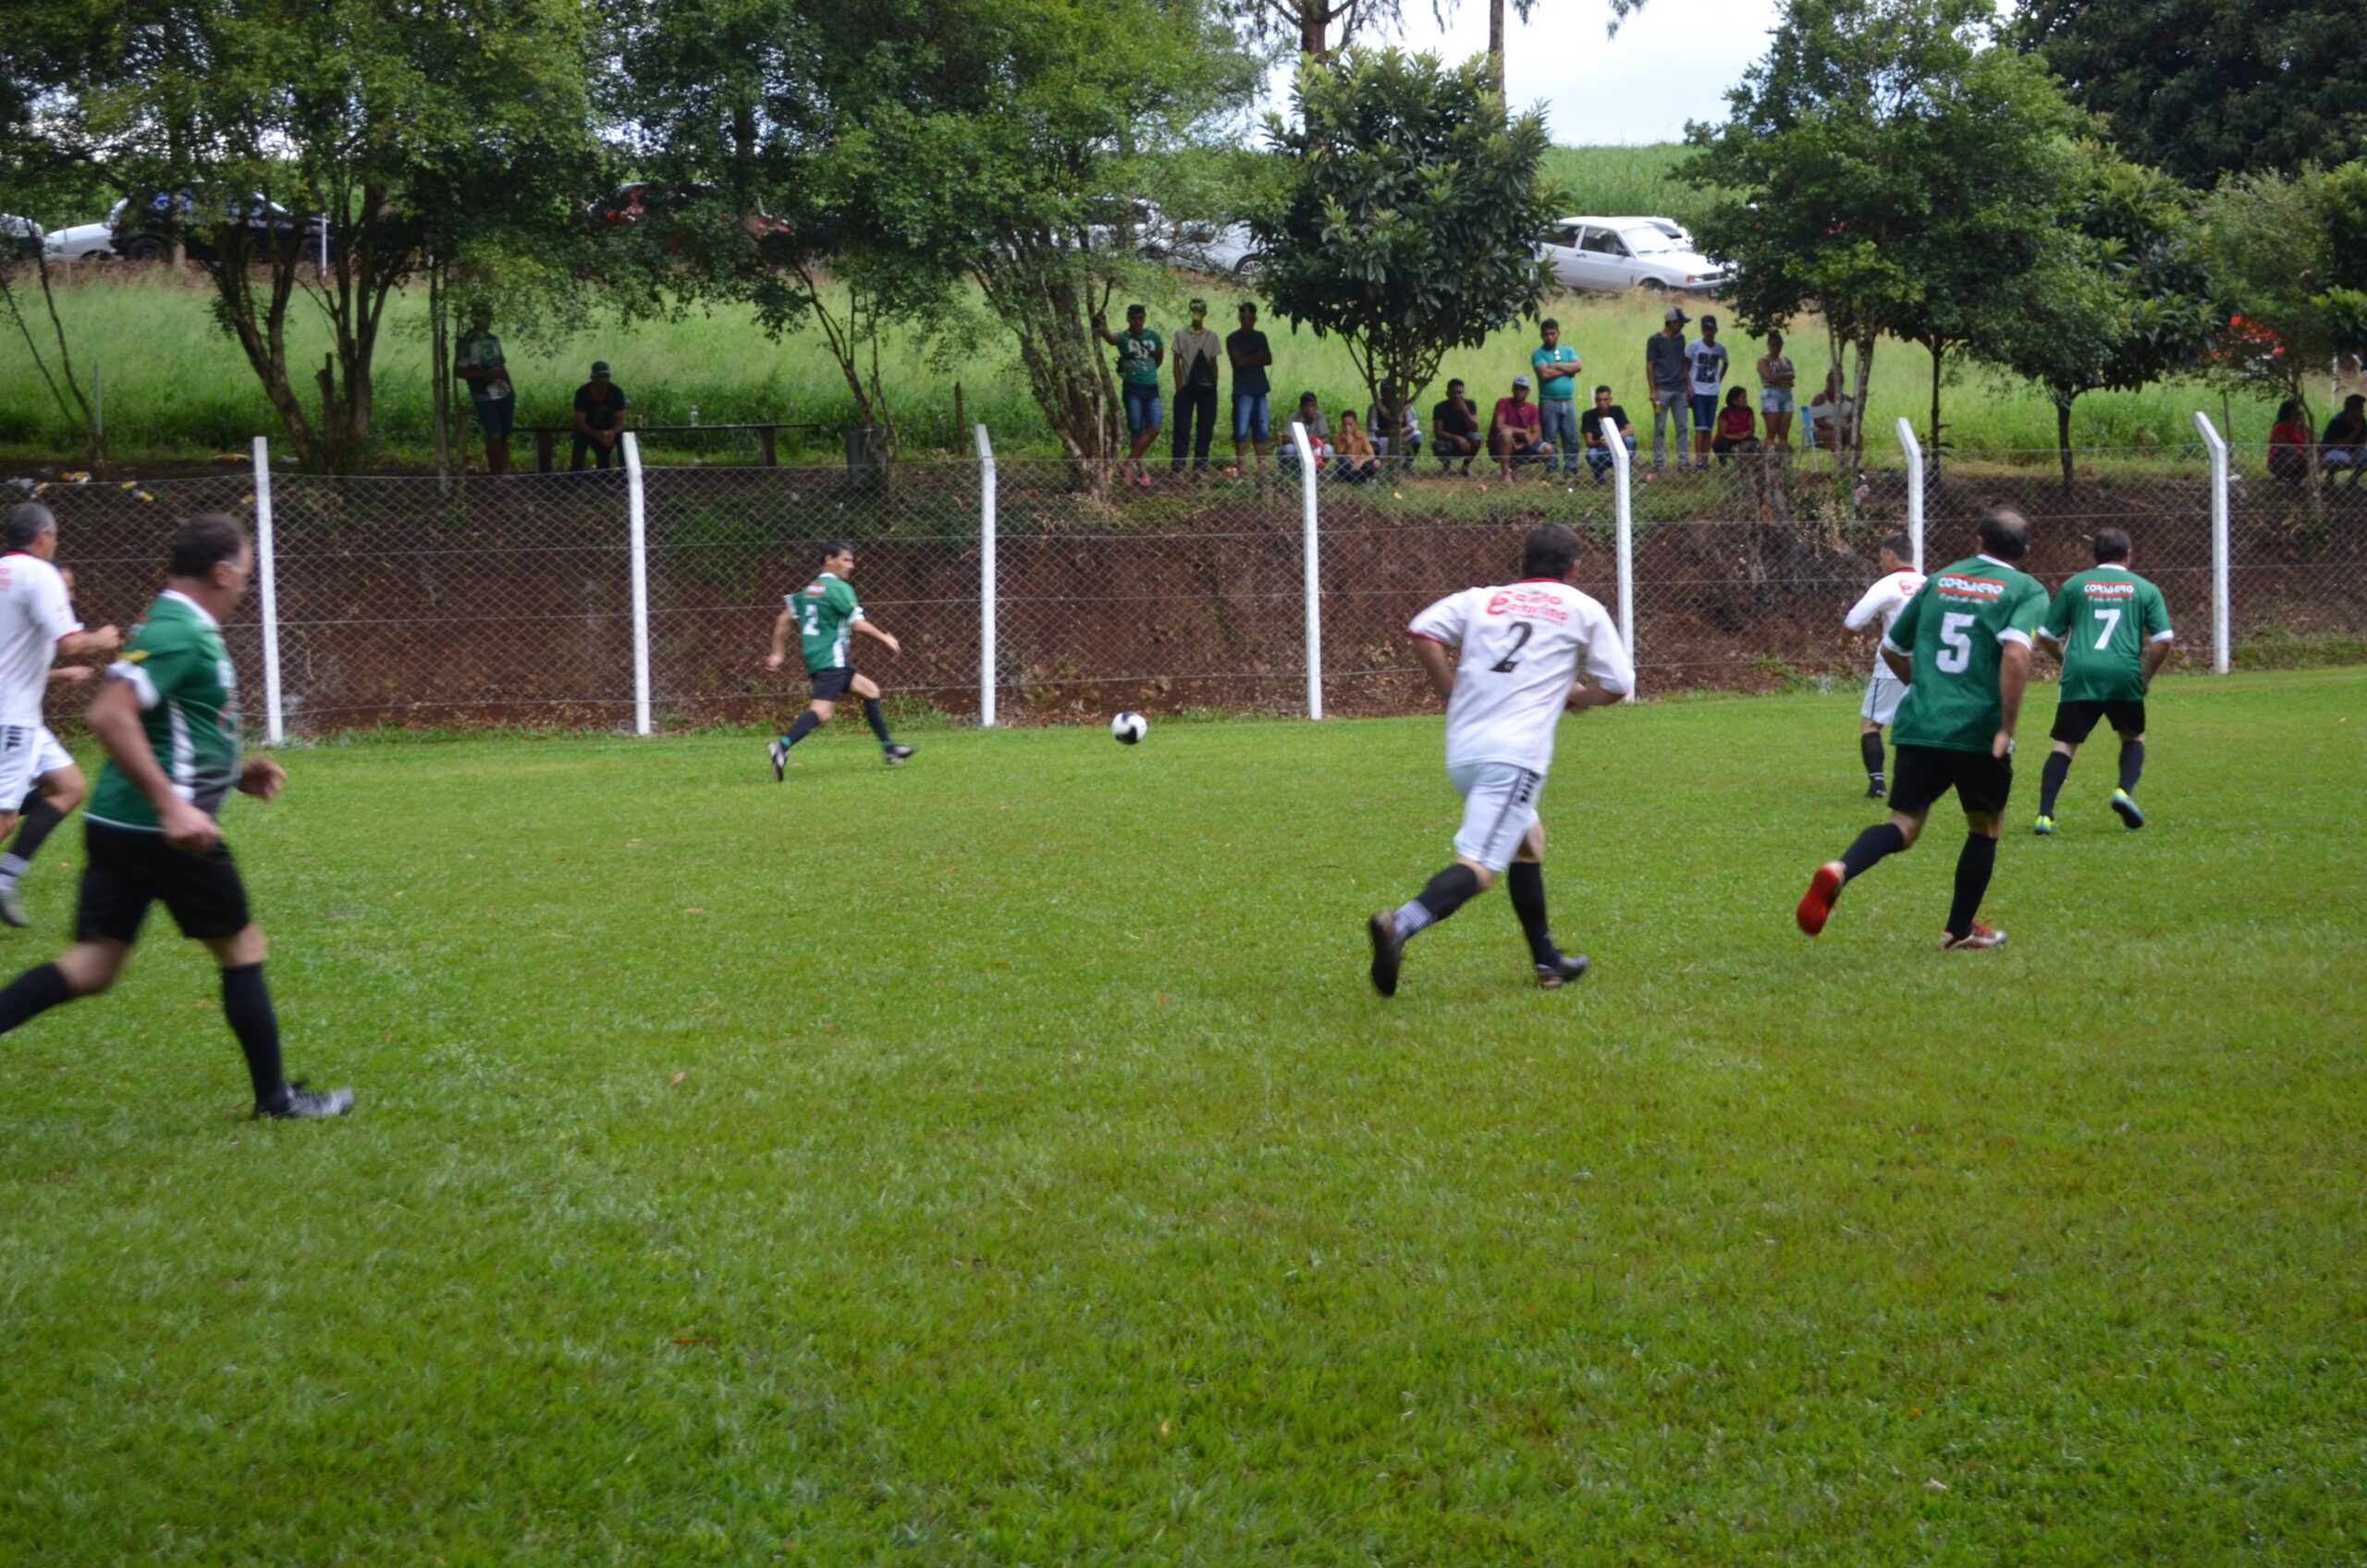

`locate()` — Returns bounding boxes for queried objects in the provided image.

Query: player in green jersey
[766,541,914,779]
[0,514,353,1118]
[1797,508,2049,950]
[2032,528,2173,834]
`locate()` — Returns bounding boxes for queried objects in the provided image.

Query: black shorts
[76,820,252,945]
[809,666,859,702]
[2051,699,2147,745]
[1889,743,2014,817]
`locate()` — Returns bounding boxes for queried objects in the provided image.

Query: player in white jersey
[1842,533,1924,799]
[1367,523,1634,997]
[0,504,122,926]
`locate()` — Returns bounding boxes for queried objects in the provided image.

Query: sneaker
[767,739,788,782]
[1795,861,1846,937]
[2110,789,2144,829]
[883,744,916,766]
[2032,815,2054,836]
[1865,778,1886,800]
[1939,923,2007,951]
[261,1081,355,1119]
[1367,912,1404,998]
[0,879,25,929]
[1535,951,1589,989]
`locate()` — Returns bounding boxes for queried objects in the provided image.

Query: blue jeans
[1537,398,1581,472]
[1122,383,1162,434]
[1689,392,1720,433]
[1586,435,1637,484]
[1231,392,1269,444]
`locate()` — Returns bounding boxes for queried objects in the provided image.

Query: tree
[1257,49,1556,446]
[1684,0,2093,472]
[20,0,606,472]
[2013,0,2367,187]
[1983,155,2221,485]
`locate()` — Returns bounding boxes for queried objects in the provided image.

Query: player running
[1842,533,1924,799]
[2032,527,2173,835]
[766,542,915,778]
[0,513,352,1118]
[1367,522,1633,997]
[1796,507,2047,951]
[0,503,123,927]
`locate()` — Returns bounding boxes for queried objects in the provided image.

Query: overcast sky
[1258,0,1785,145]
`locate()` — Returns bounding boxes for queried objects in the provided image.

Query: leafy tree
[1684,0,2093,471]
[1257,49,1556,446]
[2013,0,2367,186]
[18,0,606,472]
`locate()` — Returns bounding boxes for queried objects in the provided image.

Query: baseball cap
[590,360,611,375]
[1512,374,1532,388]
[1700,313,1719,329]
[1664,306,1689,324]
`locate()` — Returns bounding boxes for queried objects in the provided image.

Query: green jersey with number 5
[2042,565,2170,703]
[789,571,863,673]
[1883,555,2049,753]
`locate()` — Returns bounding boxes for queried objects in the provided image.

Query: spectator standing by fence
[1096,304,1164,486]
[1686,314,1730,468]
[1645,308,1690,472]
[1226,303,1273,471]
[1531,320,1583,474]
[1757,331,1797,448]
[454,304,515,478]
[1433,380,1481,474]
[570,361,628,472]
[1170,299,1222,476]
[1580,386,1636,485]
[2321,393,2365,487]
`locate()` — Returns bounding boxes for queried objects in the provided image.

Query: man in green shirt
[1797,508,2049,950]
[766,541,914,778]
[1095,303,1164,486]
[2033,527,2174,834]
[0,514,352,1118]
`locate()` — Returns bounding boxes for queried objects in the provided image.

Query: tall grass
[1538,143,1720,233]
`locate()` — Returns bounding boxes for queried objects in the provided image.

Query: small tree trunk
[1927,340,1943,475]
[1489,0,1505,96]
[1848,335,1875,473]
[2056,398,2073,489]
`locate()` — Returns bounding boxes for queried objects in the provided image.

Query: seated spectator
[1711,386,1756,461]
[1431,379,1482,473]
[1367,384,1422,463]
[1334,410,1379,484]
[1282,391,1331,471]
[571,361,628,472]
[2268,398,2312,484]
[1578,384,1636,486]
[2321,393,2366,487]
[1806,368,1857,454]
[1490,375,1551,479]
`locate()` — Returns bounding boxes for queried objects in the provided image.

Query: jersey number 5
[1935,611,1976,673]
[2091,606,2121,649]
[1490,622,1534,673]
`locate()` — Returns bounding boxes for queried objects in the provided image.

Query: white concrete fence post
[622,432,652,733]
[975,423,997,728]
[1600,404,1637,702]
[1292,420,1324,719]
[1895,416,1926,572]
[2193,410,2232,674]
[251,435,285,745]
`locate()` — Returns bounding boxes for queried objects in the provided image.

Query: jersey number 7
[2091,606,2121,649]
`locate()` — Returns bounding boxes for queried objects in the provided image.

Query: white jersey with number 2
[0,552,80,729]
[1408,578,1633,775]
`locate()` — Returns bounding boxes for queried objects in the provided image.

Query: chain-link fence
[14,419,2362,741]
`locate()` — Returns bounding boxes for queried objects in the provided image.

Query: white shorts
[0,725,70,807]
[1861,668,1907,726]
[1449,760,1544,872]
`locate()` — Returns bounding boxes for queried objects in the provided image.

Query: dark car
[584,182,795,255]
[111,191,332,264]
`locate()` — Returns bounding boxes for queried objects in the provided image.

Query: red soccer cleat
[1796,861,1846,936]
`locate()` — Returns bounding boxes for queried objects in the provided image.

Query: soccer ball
[1110,711,1147,745]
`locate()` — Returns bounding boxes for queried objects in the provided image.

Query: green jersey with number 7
[2042,565,2171,703]
[1883,555,2050,752]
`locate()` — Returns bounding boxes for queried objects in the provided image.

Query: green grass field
[3,669,2361,1564]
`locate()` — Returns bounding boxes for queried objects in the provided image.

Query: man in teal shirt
[1095,303,1164,486]
[1530,319,1583,474]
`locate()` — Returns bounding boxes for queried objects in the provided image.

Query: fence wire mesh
[12,425,2359,741]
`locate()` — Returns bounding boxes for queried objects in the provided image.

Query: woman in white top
[1805,367,1857,455]
[1756,331,1797,448]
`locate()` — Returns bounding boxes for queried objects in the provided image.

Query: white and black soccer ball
[1110,711,1148,745]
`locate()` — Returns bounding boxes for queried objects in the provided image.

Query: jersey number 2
[803,609,820,637]
[1935,612,1976,673]
[1490,622,1534,673]
[2091,606,2121,649]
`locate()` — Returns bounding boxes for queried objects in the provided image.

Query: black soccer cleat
[2111,789,2145,829]
[1865,777,1886,801]
[1535,950,1590,989]
[883,744,916,766]
[767,739,788,782]
[1367,912,1404,998]
[260,1081,355,1119]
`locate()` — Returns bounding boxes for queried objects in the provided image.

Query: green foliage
[2199,162,2367,418]
[1258,49,1558,433]
[2013,0,2367,186]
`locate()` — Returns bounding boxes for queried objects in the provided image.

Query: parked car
[584,183,796,254]
[112,191,331,263]
[42,205,121,262]
[1537,214,1725,294]
[1142,211,1261,279]
[1,214,42,261]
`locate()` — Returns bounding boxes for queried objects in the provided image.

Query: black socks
[221,963,288,1112]
[864,698,894,747]
[1945,835,1997,940]
[1839,822,1908,883]
[0,962,73,1034]
[2117,740,2144,793]
[781,711,821,749]
[1392,863,1482,941]
[1859,731,1885,786]
[2039,751,2071,816]
[0,794,65,882]
[1505,862,1557,964]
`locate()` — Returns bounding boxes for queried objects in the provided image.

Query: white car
[1154,217,1260,280]
[41,205,120,263]
[1538,214,1724,295]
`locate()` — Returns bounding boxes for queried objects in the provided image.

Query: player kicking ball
[1842,533,1924,799]
[766,541,914,778]
[2031,527,2173,836]
[1796,507,2047,951]
[1367,523,1633,997]
[0,514,352,1118]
